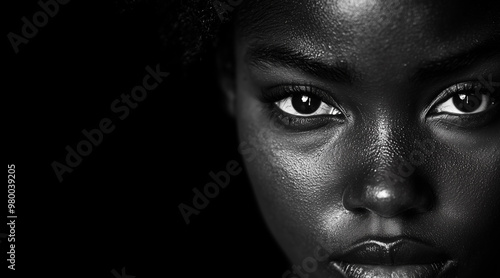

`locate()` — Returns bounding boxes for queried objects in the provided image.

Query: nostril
[342,184,363,211]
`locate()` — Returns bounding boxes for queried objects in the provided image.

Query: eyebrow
[245,36,500,85]
[411,37,500,84]
[245,43,360,84]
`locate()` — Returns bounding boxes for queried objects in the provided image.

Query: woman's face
[225,0,500,277]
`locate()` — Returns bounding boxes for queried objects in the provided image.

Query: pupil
[452,91,482,112]
[291,94,321,114]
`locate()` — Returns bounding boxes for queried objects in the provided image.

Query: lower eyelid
[427,109,499,128]
[268,106,345,131]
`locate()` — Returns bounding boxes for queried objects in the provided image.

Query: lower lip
[330,261,456,278]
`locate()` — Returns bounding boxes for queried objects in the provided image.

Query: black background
[5,0,288,277]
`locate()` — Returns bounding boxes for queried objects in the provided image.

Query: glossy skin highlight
[219,0,500,277]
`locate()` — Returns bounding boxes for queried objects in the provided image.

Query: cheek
[234,71,358,263]
[236,125,346,265]
[428,129,500,249]
[233,64,343,261]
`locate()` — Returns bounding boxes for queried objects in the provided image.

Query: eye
[275,94,342,116]
[260,84,345,131]
[433,82,497,115]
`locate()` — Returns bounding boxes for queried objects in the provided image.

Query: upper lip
[330,237,449,265]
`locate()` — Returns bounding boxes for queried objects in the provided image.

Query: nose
[342,173,433,218]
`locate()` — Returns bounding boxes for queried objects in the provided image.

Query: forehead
[235,0,499,79]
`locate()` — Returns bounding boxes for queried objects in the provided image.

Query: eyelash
[261,80,499,131]
[260,84,331,103]
[428,81,499,127]
[260,84,345,131]
[431,82,495,111]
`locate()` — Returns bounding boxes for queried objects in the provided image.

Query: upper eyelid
[440,81,479,96]
[427,81,483,113]
[283,86,349,117]
[439,81,498,102]
[267,79,499,117]
[280,84,339,106]
[429,81,499,115]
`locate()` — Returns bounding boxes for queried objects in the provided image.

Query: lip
[329,237,457,278]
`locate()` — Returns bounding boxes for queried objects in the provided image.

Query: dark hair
[115,0,235,73]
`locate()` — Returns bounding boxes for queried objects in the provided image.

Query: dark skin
[218,0,500,277]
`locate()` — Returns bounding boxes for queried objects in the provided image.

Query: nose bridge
[342,113,433,218]
[365,112,410,171]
